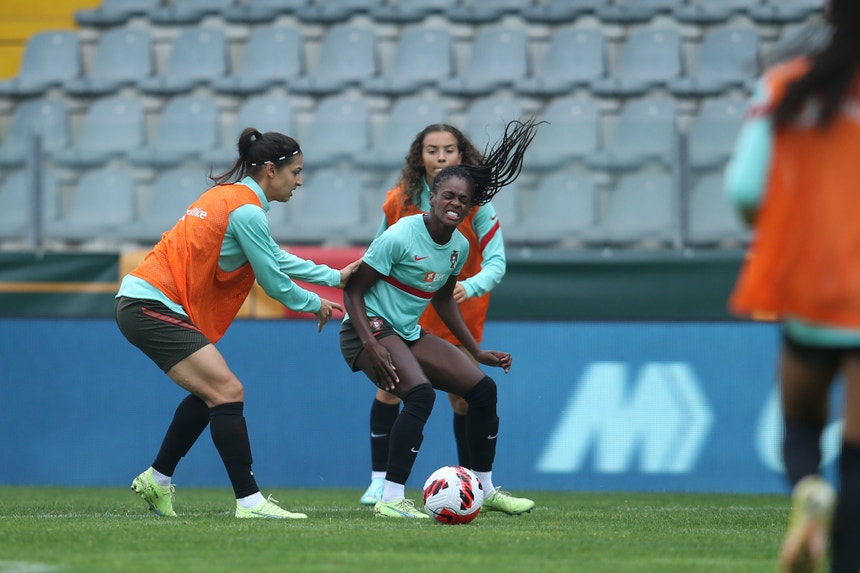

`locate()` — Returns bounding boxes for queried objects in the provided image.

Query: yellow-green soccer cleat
[360,477,385,506]
[131,467,177,517]
[374,498,430,519]
[779,475,836,573]
[483,487,535,515]
[235,495,308,519]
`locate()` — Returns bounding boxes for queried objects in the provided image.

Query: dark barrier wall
[0,317,842,493]
[0,249,746,320]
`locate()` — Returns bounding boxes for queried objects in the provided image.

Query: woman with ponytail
[726,1,860,570]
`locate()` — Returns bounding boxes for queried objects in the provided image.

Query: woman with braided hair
[340,119,539,518]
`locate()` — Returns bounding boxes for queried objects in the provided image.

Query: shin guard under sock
[209,402,258,498]
[453,412,471,468]
[369,398,400,473]
[152,394,210,476]
[832,442,860,573]
[386,384,435,485]
[463,377,499,473]
[783,421,824,487]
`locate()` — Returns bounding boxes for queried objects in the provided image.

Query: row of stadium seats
[73,0,823,28]
[0,163,746,249]
[0,22,765,99]
[0,93,745,174]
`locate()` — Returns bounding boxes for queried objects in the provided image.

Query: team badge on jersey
[449,250,459,269]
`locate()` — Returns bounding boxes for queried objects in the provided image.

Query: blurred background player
[116,128,357,519]
[341,120,538,518]
[725,0,860,570]
[358,124,507,506]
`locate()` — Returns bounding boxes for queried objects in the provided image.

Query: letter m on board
[536,362,713,474]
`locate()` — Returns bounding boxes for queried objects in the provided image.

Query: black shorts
[339,316,424,372]
[782,328,860,372]
[115,296,210,372]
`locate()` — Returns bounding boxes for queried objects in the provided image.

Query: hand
[338,258,363,289]
[475,350,511,374]
[314,298,343,333]
[364,339,399,392]
[452,282,468,304]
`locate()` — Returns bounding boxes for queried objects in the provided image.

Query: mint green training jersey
[356,213,469,341]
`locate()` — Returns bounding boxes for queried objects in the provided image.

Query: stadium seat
[0,99,71,168]
[362,26,453,96]
[521,0,601,23]
[686,97,745,173]
[45,167,137,243]
[366,97,447,170]
[295,0,383,24]
[438,26,529,97]
[750,0,824,24]
[75,0,162,27]
[446,0,535,24]
[0,31,81,97]
[592,27,682,97]
[596,0,677,24]
[64,28,154,97]
[587,98,677,172]
[129,96,220,168]
[137,27,228,96]
[515,26,606,97]
[686,171,750,247]
[202,94,296,170]
[149,0,236,25]
[504,170,598,246]
[223,0,310,24]
[300,95,371,167]
[289,25,378,96]
[584,171,677,247]
[369,0,456,23]
[674,0,763,25]
[669,25,760,97]
[0,168,61,241]
[270,167,372,245]
[484,180,523,239]
[120,166,210,243]
[463,96,525,151]
[527,97,600,172]
[212,25,302,95]
[53,96,145,168]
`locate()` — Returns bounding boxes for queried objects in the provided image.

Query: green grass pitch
[0,486,788,572]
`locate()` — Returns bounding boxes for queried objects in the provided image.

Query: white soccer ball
[422,465,484,524]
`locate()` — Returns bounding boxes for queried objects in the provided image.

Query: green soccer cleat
[235,495,308,519]
[779,475,835,573]
[360,477,385,506]
[131,467,176,517]
[374,498,430,519]
[483,487,535,515]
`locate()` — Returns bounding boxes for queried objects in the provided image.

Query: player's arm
[431,275,511,373]
[342,261,400,390]
[457,203,506,302]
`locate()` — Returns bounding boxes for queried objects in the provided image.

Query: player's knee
[401,383,436,422]
[448,393,469,415]
[463,376,497,412]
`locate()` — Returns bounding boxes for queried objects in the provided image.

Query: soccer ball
[422,465,483,524]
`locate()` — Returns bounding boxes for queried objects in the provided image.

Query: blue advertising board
[0,318,843,494]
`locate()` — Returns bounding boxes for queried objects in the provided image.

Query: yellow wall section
[0,0,101,78]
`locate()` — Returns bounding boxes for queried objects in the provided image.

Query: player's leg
[830,354,860,573]
[353,334,434,518]
[360,389,401,505]
[414,335,534,515]
[777,336,838,571]
[449,345,475,468]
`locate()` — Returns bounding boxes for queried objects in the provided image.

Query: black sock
[369,398,400,473]
[152,394,210,476]
[386,384,435,485]
[463,376,498,473]
[209,402,258,499]
[453,412,471,468]
[782,421,824,487]
[832,442,860,573]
